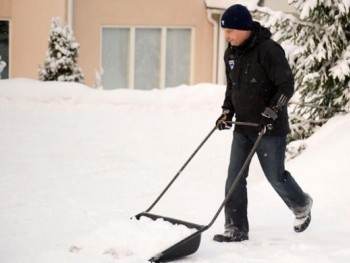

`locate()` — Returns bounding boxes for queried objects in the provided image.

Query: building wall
[73,0,214,87]
[260,0,296,13]
[8,0,67,79]
[2,0,295,87]
[0,0,11,17]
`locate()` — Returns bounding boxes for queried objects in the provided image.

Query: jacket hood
[251,21,272,45]
[231,21,271,51]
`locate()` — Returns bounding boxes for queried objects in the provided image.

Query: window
[102,27,192,90]
[134,28,161,90]
[0,20,9,79]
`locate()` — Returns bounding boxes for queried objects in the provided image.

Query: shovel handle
[207,126,266,228]
[142,121,259,213]
[144,126,217,213]
[226,121,259,127]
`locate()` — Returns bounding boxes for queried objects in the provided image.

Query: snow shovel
[134,122,264,262]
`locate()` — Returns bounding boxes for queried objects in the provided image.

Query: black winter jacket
[222,22,294,136]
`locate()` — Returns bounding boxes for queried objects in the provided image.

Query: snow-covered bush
[39,17,84,83]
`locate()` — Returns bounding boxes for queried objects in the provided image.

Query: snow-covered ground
[0,78,349,263]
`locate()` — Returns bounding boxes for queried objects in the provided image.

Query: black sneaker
[294,194,313,233]
[213,230,249,242]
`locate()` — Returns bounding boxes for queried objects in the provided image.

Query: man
[214,4,313,242]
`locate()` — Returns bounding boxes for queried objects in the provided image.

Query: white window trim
[159,27,167,89]
[129,27,135,89]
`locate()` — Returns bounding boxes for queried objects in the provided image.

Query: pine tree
[39,17,84,83]
[253,0,350,141]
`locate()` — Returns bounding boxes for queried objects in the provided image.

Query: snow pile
[0,78,350,263]
[0,78,223,109]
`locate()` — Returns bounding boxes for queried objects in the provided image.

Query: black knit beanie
[221,4,253,31]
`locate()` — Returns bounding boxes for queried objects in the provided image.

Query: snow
[1,78,350,263]
[330,45,350,82]
[299,0,318,19]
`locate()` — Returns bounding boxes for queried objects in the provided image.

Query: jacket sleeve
[259,40,294,113]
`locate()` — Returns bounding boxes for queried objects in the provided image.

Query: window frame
[0,19,10,79]
[100,25,194,90]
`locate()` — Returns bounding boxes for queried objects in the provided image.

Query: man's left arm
[260,40,294,115]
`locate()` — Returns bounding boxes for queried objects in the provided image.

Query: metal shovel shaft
[226,121,259,127]
[144,121,259,214]
[144,126,217,213]
[206,126,266,228]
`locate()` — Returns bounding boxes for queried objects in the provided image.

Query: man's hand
[260,107,278,130]
[216,110,234,130]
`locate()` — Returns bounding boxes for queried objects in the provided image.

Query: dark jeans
[224,131,308,234]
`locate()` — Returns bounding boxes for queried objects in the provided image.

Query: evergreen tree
[39,17,84,83]
[253,0,350,141]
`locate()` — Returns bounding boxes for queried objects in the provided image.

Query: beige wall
[0,0,11,17]
[10,0,67,79]
[73,0,214,87]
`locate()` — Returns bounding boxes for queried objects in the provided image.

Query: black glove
[260,107,278,130]
[216,110,234,130]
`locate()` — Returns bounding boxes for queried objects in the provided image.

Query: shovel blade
[149,229,202,262]
[134,212,206,262]
[135,212,203,229]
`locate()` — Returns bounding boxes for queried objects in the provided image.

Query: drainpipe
[67,0,73,28]
[206,9,218,84]
[217,23,226,85]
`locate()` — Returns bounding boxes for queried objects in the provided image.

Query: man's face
[223,28,251,47]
